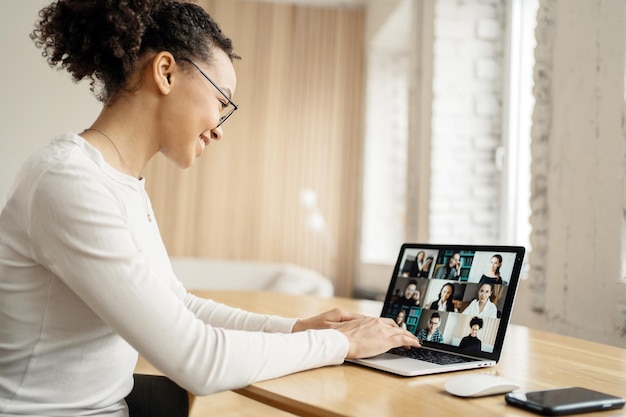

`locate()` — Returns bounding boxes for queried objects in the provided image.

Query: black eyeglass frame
[183,59,238,128]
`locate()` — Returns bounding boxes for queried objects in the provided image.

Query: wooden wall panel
[144,1,365,296]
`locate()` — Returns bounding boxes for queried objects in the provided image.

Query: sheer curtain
[144,0,365,296]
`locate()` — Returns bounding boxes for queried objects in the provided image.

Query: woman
[429,283,456,312]
[462,283,498,318]
[458,316,483,353]
[415,250,433,278]
[0,1,419,415]
[434,252,461,280]
[395,310,408,330]
[410,250,432,278]
[479,254,507,285]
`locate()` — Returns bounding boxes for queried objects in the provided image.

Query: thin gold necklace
[83,128,138,179]
[82,128,152,222]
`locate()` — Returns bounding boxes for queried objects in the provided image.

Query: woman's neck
[85,102,158,178]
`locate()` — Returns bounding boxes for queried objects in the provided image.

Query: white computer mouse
[444,374,520,398]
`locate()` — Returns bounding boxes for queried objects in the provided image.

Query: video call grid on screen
[382,244,523,356]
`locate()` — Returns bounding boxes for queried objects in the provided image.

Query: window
[358,0,539,294]
[501,0,539,253]
[360,0,412,265]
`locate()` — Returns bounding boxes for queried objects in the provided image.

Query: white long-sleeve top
[462,299,498,318]
[0,133,349,416]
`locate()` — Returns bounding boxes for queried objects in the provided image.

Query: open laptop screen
[381,243,525,362]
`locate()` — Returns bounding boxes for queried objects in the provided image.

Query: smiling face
[470,324,480,337]
[448,253,460,267]
[159,49,237,168]
[440,284,452,302]
[478,283,493,303]
[404,283,417,299]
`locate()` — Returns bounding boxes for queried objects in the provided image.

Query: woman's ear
[152,52,176,95]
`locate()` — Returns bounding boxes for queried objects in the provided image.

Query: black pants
[125,374,190,417]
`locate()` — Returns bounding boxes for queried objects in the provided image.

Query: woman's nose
[211,126,224,141]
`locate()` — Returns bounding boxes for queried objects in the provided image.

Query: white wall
[514,0,626,348]
[360,0,412,265]
[0,0,100,201]
[429,0,505,244]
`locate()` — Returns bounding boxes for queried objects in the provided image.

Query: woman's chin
[196,137,206,156]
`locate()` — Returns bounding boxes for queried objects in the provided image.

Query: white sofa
[170,257,334,298]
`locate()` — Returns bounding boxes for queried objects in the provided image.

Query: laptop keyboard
[389,347,476,365]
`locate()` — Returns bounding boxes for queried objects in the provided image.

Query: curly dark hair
[469,316,483,329]
[31,0,240,102]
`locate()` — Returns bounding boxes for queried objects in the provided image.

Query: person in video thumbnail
[391,280,421,310]
[429,282,456,312]
[463,283,498,318]
[395,310,408,330]
[411,251,433,278]
[416,312,444,344]
[479,254,507,285]
[434,252,461,280]
[412,288,422,306]
[459,316,483,353]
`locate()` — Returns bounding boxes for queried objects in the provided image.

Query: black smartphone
[505,387,625,416]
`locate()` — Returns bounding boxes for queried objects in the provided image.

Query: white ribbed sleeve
[0,134,348,416]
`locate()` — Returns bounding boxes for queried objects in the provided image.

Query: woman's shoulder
[11,134,134,211]
[22,134,98,174]
[27,133,135,187]
[462,299,478,313]
[479,274,500,284]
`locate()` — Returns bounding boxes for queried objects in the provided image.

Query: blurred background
[143,0,537,298]
[1,0,625,347]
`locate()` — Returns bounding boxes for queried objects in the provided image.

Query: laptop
[348,243,525,376]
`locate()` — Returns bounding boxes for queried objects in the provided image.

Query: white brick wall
[429,0,505,244]
[477,18,502,39]
[515,0,626,348]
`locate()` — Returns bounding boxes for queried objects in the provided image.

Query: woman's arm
[29,165,348,396]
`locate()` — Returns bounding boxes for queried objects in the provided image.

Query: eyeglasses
[185,59,238,128]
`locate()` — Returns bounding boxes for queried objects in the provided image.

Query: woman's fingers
[292,308,366,332]
[335,317,420,359]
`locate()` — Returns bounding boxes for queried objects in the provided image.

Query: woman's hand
[293,309,421,359]
[334,316,421,359]
[292,308,364,332]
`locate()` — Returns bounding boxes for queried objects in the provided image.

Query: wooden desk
[138,291,626,417]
